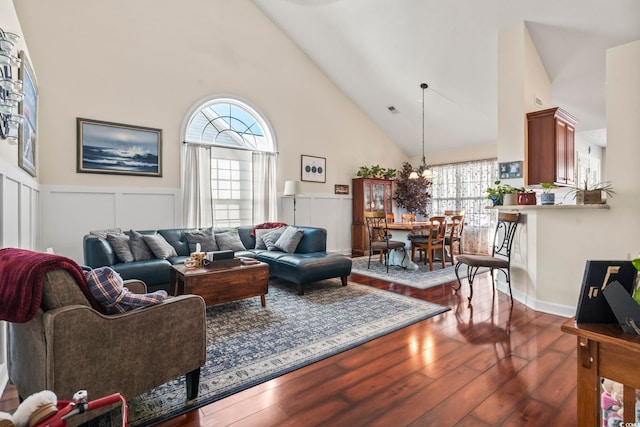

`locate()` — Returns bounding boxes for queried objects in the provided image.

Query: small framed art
[301,155,326,183]
[335,184,349,195]
[18,51,37,177]
[499,161,522,179]
[77,118,162,177]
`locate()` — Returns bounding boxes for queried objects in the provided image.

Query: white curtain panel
[183,144,214,228]
[252,151,278,224]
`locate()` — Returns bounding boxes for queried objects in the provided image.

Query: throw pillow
[261,227,287,251]
[143,233,178,259]
[274,226,305,253]
[255,227,282,250]
[106,234,134,263]
[185,228,218,253]
[215,230,247,252]
[90,227,123,239]
[85,266,168,314]
[128,230,154,261]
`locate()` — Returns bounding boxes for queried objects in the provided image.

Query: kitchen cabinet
[526,107,578,186]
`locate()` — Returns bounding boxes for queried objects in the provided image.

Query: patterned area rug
[350,255,486,289]
[125,278,448,426]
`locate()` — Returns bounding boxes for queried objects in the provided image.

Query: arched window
[183,98,277,227]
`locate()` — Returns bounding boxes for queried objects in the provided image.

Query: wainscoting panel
[279,194,352,254]
[40,186,181,264]
[0,159,40,398]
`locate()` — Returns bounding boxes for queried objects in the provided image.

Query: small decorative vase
[540,193,555,205]
[490,195,503,206]
[518,192,537,205]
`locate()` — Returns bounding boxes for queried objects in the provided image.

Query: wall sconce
[283,180,300,226]
[0,28,24,145]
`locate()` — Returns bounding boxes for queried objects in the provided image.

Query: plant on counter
[567,180,615,205]
[486,180,524,206]
[394,161,430,216]
[356,164,397,180]
[541,182,559,193]
[539,183,559,205]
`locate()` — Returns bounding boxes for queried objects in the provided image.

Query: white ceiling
[253,0,640,157]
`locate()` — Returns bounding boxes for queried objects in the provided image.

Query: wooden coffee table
[170,260,269,307]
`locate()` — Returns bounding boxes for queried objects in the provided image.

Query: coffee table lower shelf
[171,261,269,307]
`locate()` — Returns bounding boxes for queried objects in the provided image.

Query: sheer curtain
[252,151,278,224]
[183,143,214,228]
[430,159,497,254]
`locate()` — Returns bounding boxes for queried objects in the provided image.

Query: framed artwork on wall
[499,161,522,179]
[18,51,37,177]
[335,184,349,194]
[76,118,162,177]
[301,155,326,183]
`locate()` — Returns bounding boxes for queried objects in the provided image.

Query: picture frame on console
[301,154,326,183]
[77,118,162,177]
[18,51,37,177]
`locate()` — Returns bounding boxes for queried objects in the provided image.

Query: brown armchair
[7,268,206,412]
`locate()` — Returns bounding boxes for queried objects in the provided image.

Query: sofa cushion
[262,227,287,251]
[255,228,282,250]
[215,230,247,252]
[274,226,304,253]
[107,234,134,263]
[129,230,154,261]
[143,234,178,259]
[90,228,123,239]
[185,228,218,252]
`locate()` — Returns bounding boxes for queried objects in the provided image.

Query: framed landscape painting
[77,118,162,177]
[18,51,37,177]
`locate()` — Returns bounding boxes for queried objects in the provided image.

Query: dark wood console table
[561,318,640,425]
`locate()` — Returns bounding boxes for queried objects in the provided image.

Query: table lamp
[283,180,300,225]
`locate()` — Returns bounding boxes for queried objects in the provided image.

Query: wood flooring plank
[1,272,579,427]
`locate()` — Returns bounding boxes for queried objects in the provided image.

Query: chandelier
[409,83,433,180]
[0,27,24,145]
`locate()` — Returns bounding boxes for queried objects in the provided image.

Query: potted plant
[517,188,537,205]
[356,165,397,180]
[540,183,559,205]
[394,161,430,216]
[486,181,523,206]
[568,180,615,205]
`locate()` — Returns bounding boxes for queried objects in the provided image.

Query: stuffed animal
[0,390,57,427]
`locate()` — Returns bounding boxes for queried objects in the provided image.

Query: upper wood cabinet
[526,107,578,186]
[351,178,393,257]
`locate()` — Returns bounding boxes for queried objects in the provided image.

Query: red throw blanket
[251,222,288,236]
[0,248,104,323]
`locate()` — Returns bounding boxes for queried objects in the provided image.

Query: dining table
[386,221,452,264]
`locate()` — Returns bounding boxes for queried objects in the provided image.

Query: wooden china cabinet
[526,107,578,186]
[351,178,393,256]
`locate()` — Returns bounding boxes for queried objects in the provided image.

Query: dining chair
[445,214,464,265]
[453,212,520,302]
[364,211,406,272]
[409,216,447,271]
[401,213,416,223]
[444,209,465,216]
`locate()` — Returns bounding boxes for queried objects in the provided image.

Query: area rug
[350,256,488,289]
[125,278,448,426]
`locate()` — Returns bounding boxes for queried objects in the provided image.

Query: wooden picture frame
[499,161,523,179]
[77,118,162,177]
[301,155,326,183]
[18,51,37,177]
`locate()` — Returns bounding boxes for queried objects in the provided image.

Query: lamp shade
[283,180,300,196]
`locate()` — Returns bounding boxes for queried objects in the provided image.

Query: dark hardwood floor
[1,271,578,426]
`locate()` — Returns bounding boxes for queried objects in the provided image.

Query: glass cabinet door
[373,183,385,211]
[364,182,372,211]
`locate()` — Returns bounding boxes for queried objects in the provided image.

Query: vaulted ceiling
[253,0,640,156]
